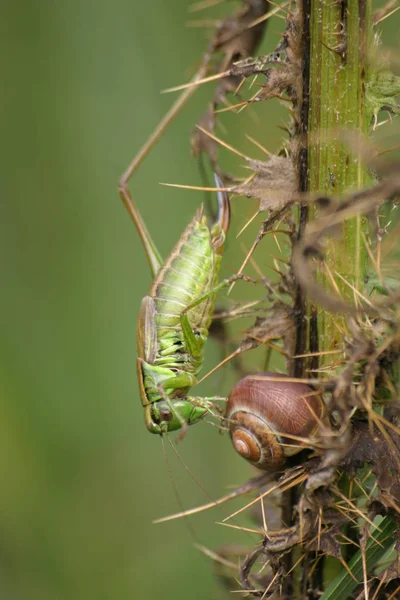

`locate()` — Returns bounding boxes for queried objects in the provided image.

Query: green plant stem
[307,0,373,356]
[302,0,393,595]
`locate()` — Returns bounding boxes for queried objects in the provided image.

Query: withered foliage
[191,0,268,170]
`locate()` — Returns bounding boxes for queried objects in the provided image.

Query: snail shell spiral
[225,373,323,470]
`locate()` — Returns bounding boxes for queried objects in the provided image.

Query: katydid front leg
[179,273,255,361]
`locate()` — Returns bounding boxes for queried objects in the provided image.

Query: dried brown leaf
[307,526,343,558]
[191,104,217,162]
[210,0,267,65]
[341,422,400,509]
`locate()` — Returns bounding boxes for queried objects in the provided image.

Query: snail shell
[225,373,323,470]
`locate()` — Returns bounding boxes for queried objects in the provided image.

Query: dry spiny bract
[232,156,297,212]
[225,373,323,469]
[224,2,303,108]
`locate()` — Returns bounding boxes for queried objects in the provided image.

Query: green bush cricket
[119,170,248,435]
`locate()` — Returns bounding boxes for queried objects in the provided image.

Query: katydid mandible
[119,173,244,435]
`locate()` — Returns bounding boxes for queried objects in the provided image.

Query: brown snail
[225,373,323,470]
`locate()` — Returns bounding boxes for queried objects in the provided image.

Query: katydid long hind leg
[118,64,210,278]
[119,185,163,278]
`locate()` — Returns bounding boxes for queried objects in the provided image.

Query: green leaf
[320,517,397,600]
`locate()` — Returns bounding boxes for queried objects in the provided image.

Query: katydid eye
[158,407,173,422]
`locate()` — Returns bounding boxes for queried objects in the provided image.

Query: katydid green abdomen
[150,211,222,369]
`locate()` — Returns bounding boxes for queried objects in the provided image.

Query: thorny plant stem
[299,0,374,593]
[306,0,372,365]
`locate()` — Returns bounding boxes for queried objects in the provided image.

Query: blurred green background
[1,1,398,599]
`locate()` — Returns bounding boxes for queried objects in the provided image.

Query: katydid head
[210,173,230,254]
[146,399,209,434]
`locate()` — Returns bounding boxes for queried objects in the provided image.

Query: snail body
[225,373,323,470]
